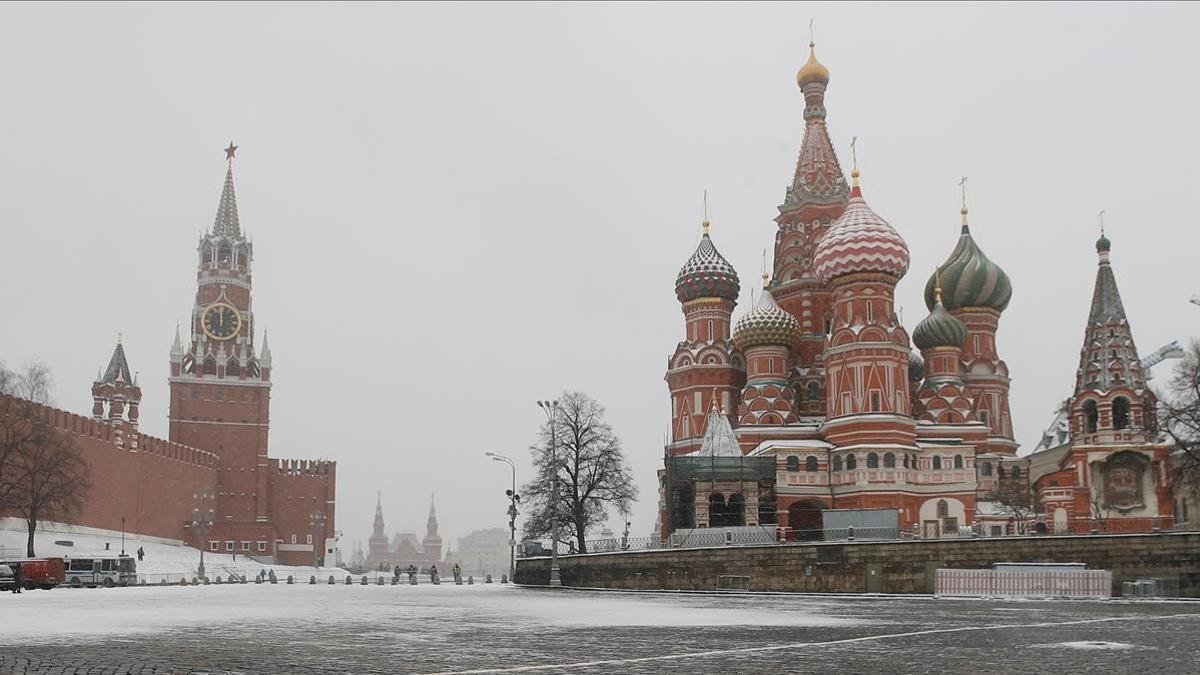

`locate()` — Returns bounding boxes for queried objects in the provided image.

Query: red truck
[9,557,66,590]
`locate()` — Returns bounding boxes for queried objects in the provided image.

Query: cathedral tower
[772,42,851,417]
[666,217,744,453]
[814,167,915,447]
[168,144,273,528]
[368,492,390,568]
[924,199,1015,454]
[732,275,802,426]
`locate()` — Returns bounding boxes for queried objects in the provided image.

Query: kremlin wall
[0,151,337,566]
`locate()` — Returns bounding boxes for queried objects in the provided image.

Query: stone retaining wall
[514,532,1200,596]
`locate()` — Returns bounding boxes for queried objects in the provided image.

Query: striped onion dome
[913,296,968,350]
[732,286,801,350]
[923,217,1012,312]
[675,227,740,303]
[813,181,909,284]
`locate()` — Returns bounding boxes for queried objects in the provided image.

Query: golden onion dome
[796,43,830,87]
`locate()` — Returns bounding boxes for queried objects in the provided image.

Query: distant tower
[368,492,389,567]
[772,41,851,417]
[91,339,142,449]
[925,196,1015,454]
[666,214,744,452]
[422,494,443,564]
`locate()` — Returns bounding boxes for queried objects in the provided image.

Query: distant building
[453,528,510,578]
[366,494,443,572]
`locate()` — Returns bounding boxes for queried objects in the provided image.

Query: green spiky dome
[908,351,925,381]
[924,223,1012,312]
[1096,233,1111,252]
[913,298,968,350]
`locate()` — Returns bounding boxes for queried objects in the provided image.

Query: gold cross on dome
[959,176,968,209]
[850,136,858,172]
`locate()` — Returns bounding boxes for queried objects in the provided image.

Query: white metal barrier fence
[935,568,1112,598]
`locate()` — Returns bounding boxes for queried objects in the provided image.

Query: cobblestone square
[2,585,1199,674]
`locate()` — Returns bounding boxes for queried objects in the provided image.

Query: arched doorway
[726,494,745,527]
[708,493,727,527]
[788,500,823,541]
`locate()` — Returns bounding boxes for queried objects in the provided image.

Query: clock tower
[169,143,275,541]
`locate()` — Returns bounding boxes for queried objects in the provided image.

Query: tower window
[973,335,980,354]
[786,456,800,472]
[866,301,874,323]
[833,455,843,472]
[1113,397,1131,430]
[218,244,233,265]
[805,455,818,472]
[932,456,943,470]
[869,392,881,412]
[846,454,857,470]
[707,320,714,342]
[954,454,964,469]
[867,452,879,469]
[883,452,896,468]
[1083,399,1099,433]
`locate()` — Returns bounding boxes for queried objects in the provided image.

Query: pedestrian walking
[137,546,145,562]
[11,563,22,594]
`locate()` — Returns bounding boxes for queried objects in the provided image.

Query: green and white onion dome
[923,212,1012,312]
[912,295,968,350]
[675,226,740,303]
[732,285,801,350]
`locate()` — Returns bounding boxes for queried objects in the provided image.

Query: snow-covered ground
[0,519,355,583]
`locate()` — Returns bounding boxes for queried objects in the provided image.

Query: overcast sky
[3,2,1198,552]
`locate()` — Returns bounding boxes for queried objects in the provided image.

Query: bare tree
[1161,340,1200,474]
[0,361,57,515]
[520,391,637,554]
[989,479,1034,534]
[0,361,89,556]
[10,429,90,557]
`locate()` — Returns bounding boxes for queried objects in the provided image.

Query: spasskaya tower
[169,142,278,549]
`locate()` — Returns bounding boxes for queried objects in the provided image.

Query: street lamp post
[537,399,561,587]
[120,516,126,557]
[310,511,327,569]
[485,452,519,581]
[190,491,214,580]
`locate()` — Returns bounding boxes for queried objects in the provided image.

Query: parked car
[0,563,15,591]
[14,558,65,590]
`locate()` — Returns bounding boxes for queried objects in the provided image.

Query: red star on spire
[224,141,238,161]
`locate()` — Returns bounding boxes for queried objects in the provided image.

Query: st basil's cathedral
[659,42,1174,539]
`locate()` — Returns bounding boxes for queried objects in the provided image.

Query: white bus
[63,554,137,587]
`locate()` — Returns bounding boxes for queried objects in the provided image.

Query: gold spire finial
[117,331,123,345]
[710,387,721,413]
[702,189,710,235]
[959,176,969,226]
[1098,209,1106,236]
[761,249,769,289]
[934,267,943,305]
[850,136,860,186]
[809,18,815,48]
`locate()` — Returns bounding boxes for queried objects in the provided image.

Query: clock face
[202,303,241,340]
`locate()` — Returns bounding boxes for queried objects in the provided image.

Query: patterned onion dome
[675,227,740,303]
[912,296,968,351]
[923,216,1012,312]
[732,286,801,350]
[813,183,910,284]
[1096,232,1111,252]
[908,350,925,381]
[797,43,830,87]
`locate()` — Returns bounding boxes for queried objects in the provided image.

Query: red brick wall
[1,395,217,541]
[269,459,336,566]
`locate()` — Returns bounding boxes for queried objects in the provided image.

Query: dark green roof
[924,225,1012,312]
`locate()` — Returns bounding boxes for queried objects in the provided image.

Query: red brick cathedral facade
[661,44,1172,538]
[5,152,336,565]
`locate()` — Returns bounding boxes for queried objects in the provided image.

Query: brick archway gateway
[788,500,824,540]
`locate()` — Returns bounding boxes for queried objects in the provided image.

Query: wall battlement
[1,394,216,471]
[271,458,335,477]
